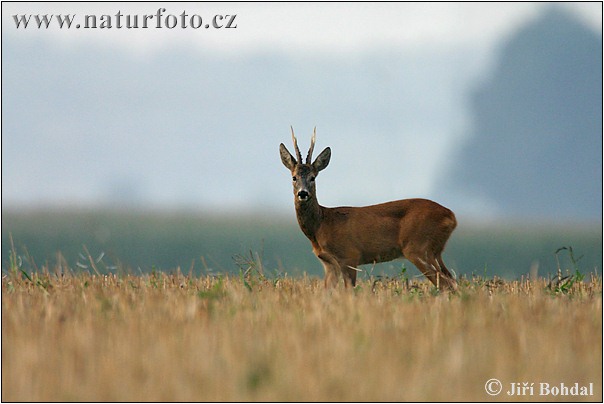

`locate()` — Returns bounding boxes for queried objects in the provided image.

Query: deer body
[280,128,458,290]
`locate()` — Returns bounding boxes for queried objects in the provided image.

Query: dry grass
[2,269,602,402]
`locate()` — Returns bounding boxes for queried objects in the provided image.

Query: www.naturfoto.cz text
[12,8,238,30]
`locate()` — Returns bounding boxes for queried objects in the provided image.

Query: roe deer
[279,127,458,291]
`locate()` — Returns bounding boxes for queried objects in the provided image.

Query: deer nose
[297,190,310,201]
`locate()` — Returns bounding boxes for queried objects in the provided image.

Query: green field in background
[2,209,601,280]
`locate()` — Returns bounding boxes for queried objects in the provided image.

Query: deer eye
[310,176,316,182]
[292,176,297,182]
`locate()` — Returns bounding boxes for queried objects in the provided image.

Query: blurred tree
[448,7,602,220]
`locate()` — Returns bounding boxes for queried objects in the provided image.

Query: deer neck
[295,198,323,242]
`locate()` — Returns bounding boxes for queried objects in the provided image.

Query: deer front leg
[318,253,341,288]
[342,261,359,288]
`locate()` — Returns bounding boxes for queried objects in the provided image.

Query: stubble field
[2,268,602,402]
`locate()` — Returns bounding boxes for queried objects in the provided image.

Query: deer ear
[313,147,331,172]
[279,143,296,171]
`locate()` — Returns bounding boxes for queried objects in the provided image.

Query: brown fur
[280,134,458,291]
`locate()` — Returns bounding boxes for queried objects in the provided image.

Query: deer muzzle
[297,190,310,201]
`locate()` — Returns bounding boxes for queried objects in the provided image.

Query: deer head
[279,127,331,203]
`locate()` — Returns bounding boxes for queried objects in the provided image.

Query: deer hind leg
[437,255,455,280]
[434,254,458,291]
[431,235,457,290]
[406,252,440,288]
[405,249,457,291]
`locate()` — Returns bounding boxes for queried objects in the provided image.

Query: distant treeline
[2,209,601,280]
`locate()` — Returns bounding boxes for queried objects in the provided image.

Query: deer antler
[306,127,316,164]
[291,126,303,163]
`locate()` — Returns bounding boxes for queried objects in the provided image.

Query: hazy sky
[3,2,601,54]
[2,2,602,217]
